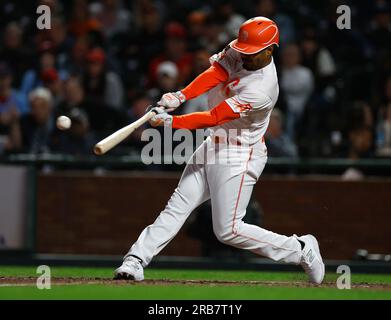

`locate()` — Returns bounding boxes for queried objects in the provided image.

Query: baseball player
[114,17,325,284]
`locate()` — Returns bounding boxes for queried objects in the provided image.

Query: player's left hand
[157,91,186,113]
[148,107,173,127]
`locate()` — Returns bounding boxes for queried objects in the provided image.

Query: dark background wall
[36,172,391,260]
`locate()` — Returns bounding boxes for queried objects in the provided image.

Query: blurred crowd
[0,0,391,160]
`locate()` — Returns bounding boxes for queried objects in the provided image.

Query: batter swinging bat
[93,108,157,155]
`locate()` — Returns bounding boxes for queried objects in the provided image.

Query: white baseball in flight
[56,115,72,130]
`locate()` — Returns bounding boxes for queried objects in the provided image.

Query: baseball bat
[93,109,157,155]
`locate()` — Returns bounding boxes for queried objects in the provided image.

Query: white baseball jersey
[208,47,279,145]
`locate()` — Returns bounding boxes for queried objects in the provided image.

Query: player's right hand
[148,107,173,127]
[157,91,186,113]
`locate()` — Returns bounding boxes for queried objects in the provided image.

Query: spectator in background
[265,108,298,158]
[340,101,375,179]
[0,22,33,87]
[58,77,104,136]
[298,28,339,157]
[368,1,391,54]
[60,76,123,137]
[341,125,374,180]
[0,62,27,115]
[20,42,68,100]
[82,47,124,110]
[349,100,374,132]
[300,28,337,99]
[67,35,93,74]
[0,64,21,154]
[132,0,167,30]
[199,14,227,55]
[68,0,101,38]
[132,2,164,70]
[375,76,391,156]
[57,77,86,116]
[147,61,179,104]
[187,11,208,52]
[128,93,152,124]
[183,49,210,113]
[214,1,246,41]
[40,68,64,109]
[35,16,73,70]
[126,94,153,149]
[88,0,131,40]
[148,22,193,87]
[192,48,212,79]
[375,102,391,157]
[19,88,54,153]
[280,43,314,141]
[369,2,391,96]
[255,0,296,44]
[67,8,106,58]
[117,2,164,99]
[0,1,35,29]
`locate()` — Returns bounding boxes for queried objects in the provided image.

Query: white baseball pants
[126,136,302,266]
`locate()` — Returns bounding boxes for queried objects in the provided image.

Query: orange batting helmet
[230,17,279,54]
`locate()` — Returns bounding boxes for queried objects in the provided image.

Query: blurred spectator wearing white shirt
[19,88,54,154]
[280,43,314,140]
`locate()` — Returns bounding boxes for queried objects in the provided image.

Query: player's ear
[266,46,274,56]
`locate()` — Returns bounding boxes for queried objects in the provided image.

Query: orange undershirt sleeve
[181,62,229,100]
[172,101,240,130]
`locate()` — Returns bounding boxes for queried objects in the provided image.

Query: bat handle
[145,103,160,114]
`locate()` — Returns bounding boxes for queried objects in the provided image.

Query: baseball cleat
[296,234,325,284]
[113,256,144,281]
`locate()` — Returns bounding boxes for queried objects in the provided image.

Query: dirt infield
[1,277,391,290]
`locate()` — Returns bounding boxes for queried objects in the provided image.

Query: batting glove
[148,107,173,127]
[158,91,186,112]
[209,53,219,65]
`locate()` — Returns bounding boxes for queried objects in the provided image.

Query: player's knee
[214,218,244,244]
[214,228,236,244]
